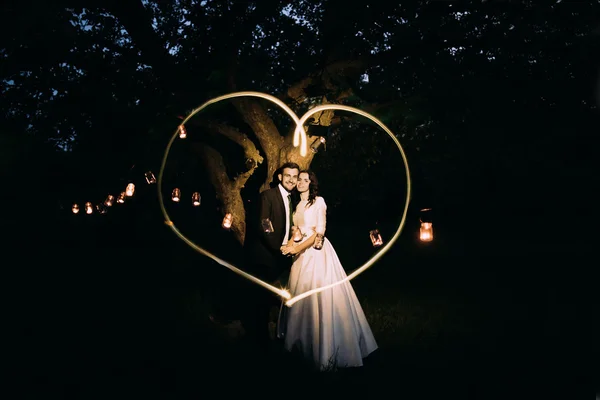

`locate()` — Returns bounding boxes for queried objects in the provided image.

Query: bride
[279,169,378,370]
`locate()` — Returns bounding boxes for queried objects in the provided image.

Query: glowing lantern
[72,204,80,214]
[145,171,156,184]
[125,183,135,197]
[369,229,384,247]
[104,195,115,207]
[172,188,181,202]
[419,208,433,242]
[178,124,187,139]
[420,222,433,242]
[222,213,233,229]
[292,226,303,242]
[261,218,274,233]
[96,204,107,214]
[85,202,93,214]
[310,136,326,153]
[192,191,201,206]
[117,192,126,203]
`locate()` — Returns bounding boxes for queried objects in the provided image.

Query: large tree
[1,0,595,245]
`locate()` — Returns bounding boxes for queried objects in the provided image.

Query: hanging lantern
[192,191,201,206]
[419,208,434,242]
[96,204,107,214]
[117,192,126,203]
[125,183,135,197]
[261,218,274,233]
[420,222,433,242]
[72,203,80,214]
[104,195,115,207]
[85,202,93,214]
[314,233,324,250]
[292,226,304,242]
[178,124,187,139]
[369,229,384,247]
[145,171,156,184]
[222,213,233,229]
[172,188,181,202]
[310,136,326,153]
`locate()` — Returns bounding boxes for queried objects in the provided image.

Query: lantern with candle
[172,188,181,202]
[192,191,201,206]
[369,229,384,247]
[85,202,93,214]
[104,195,115,207]
[72,203,80,214]
[125,183,135,197]
[222,213,233,229]
[145,171,156,184]
[419,208,433,242]
[178,124,187,139]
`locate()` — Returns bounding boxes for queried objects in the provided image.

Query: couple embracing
[244,162,377,371]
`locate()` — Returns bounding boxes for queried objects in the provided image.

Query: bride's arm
[283,232,317,255]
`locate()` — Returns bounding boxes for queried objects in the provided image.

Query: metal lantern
[178,124,187,139]
[72,203,80,214]
[117,192,126,203]
[310,136,326,153]
[292,226,304,242]
[419,222,433,242]
[85,202,93,214]
[419,208,433,242]
[172,188,181,202]
[192,191,201,206]
[145,171,156,184]
[222,213,233,229]
[125,183,135,197]
[261,218,274,233]
[313,233,324,250]
[104,194,115,207]
[369,229,384,247]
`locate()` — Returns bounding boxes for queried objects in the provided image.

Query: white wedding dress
[280,196,378,370]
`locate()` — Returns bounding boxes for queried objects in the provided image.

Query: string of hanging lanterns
[68,120,432,247]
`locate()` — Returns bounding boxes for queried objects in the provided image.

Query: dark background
[1,0,595,397]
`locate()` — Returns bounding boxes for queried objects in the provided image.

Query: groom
[243,161,300,351]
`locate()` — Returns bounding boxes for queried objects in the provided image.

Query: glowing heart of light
[157,91,411,307]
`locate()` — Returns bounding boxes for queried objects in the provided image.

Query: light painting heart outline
[157,91,411,307]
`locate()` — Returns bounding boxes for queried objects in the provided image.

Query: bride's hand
[281,243,296,256]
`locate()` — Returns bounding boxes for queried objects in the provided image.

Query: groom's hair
[279,161,300,172]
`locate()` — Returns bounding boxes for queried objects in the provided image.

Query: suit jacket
[245,186,298,282]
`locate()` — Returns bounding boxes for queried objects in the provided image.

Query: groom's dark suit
[246,185,297,282]
[243,184,298,350]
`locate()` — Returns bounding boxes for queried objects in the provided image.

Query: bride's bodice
[293,196,327,238]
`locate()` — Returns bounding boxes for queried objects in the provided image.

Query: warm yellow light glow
[85,202,93,214]
[104,195,115,207]
[178,124,187,139]
[369,229,384,247]
[172,188,181,202]
[222,213,233,229]
[117,192,126,203]
[157,94,411,304]
[192,191,201,206]
[145,171,156,184]
[72,204,79,214]
[125,183,135,197]
[420,222,433,242]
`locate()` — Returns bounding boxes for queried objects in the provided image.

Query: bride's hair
[300,170,319,207]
